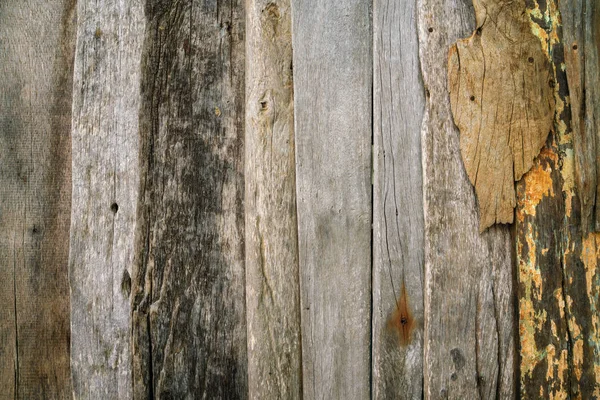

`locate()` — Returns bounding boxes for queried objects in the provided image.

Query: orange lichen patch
[582,234,599,298]
[516,147,557,220]
[519,296,548,377]
[387,282,414,346]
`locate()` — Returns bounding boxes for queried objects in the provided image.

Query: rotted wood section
[517,0,600,398]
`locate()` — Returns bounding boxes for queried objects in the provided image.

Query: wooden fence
[0,0,598,398]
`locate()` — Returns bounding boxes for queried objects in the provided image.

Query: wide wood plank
[68,0,145,398]
[245,1,302,399]
[0,1,75,398]
[291,1,372,398]
[372,0,424,397]
[131,1,247,397]
[417,1,517,398]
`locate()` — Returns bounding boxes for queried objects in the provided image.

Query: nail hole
[470,95,475,101]
[260,101,268,110]
[528,57,534,63]
[451,373,457,381]
[110,203,119,213]
[573,44,578,50]
[428,27,434,33]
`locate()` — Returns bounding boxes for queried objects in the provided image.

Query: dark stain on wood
[387,283,414,346]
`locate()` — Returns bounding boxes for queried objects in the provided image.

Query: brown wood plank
[291,1,373,398]
[130,0,247,397]
[245,1,302,399]
[68,0,145,398]
[417,0,517,398]
[0,1,76,398]
[372,0,425,397]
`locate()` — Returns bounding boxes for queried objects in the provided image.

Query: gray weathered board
[245,0,302,399]
[130,1,247,398]
[1,0,598,398]
[292,0,373,398]
[372,0,425,397]
[417,0,517,398]
[69,0,145,398]
[0,1,75,398]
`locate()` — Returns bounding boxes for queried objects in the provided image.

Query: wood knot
[387,283,414,346]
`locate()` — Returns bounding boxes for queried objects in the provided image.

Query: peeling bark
[449,0,555,231]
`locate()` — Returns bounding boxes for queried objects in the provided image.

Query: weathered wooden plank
[0,2,75,398]
[372,0,424,397]
[131,1,247,398]
[68,0,145,398]
[417,1,517,398]
[245,1,302,399]
[291,1,372,398]
[518,1,600,397]
[561,0,599,234]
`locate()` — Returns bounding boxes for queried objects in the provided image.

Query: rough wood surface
[245,1,302,399]
[291,1,372,398]
[517,1,600,397]
[68,0,145,398]
[0,2,75,398]
[448,0,555,232]
[561,0,600,233]
[372,0,424,397]
[131,1,247,398]
[417,0,517,398]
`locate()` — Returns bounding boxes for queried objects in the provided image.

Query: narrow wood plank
[372,0,424,397]
[561,0,598,234]
[0,2,75,398]
[245,1,302,398]
[417,1,517,398]
[131,1,247,397]
[68,0,145,398]
[518,1,600,397]
[291,1,372,398]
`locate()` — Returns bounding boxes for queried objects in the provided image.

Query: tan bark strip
[448,0,555,232]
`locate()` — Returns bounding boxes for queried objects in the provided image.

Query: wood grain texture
[448,0,555,232]
[291,1,372,398]
[69,0,145,398]
[0,1,75,398]
[518,1,600,397]
[372,0,424,397]
[131,0,247,398]
[245,1,302,399]
[561,0,600,233]
[417,1,517,398]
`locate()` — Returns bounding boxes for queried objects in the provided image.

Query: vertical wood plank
[245,1,302,398]
[69,0,145,398]
[0,1,75,398]
[291,1,372,398]
[417,1,517,398]
[372,0,424,397]
[561,0,599,234]
[518,1,600,397]
[131,1,247,397]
